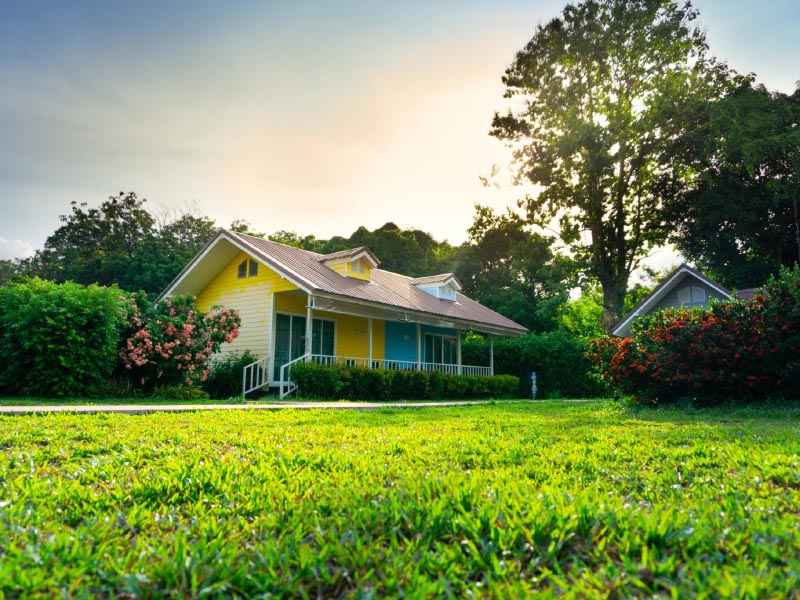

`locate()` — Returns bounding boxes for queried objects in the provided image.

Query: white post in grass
[489,334,494,376]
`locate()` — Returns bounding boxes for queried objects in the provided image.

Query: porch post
[305,295,313,357]
[367,318,373,368]
[456,330,462,375]
[416,323,422,370]
[489,334,494,376]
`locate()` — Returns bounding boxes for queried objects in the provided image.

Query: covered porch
[243,290,498,398]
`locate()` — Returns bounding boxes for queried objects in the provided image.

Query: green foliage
[492,0,735,329]
[202,350,257,399]
[0,278,125,397]
[18,193,218,296]
[671,83,800,289]
[120,294,241,390]
[150,384,211,401]
[458,205,573,332]
[592,266,800,404]
[290,362,518,400]
[1,403,799,597]
[462,331,608,399]
[20,192,155,290]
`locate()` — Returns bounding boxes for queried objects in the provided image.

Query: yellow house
[158,229,527,397]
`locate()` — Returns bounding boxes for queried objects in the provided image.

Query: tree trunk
[600,278,627,333]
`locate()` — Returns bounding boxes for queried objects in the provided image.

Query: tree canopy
[492,0,733,330]
[670,83,800,289]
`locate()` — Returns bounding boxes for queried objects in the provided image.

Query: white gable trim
[611,265,733,337]
[156,231,314,302]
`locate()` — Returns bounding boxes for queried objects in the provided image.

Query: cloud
[0,237,35,260]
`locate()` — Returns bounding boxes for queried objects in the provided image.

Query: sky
[1,0,798,267]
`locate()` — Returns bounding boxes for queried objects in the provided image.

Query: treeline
[1,193,579,334]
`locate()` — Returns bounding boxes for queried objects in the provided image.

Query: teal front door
[274,314,307,380]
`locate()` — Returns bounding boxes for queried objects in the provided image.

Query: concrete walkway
[0,399,523,415]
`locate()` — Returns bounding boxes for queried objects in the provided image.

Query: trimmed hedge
[462,331,608,399]
[0,277,125,397]
[290,362,519,401]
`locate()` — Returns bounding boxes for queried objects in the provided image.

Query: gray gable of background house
[650,275,730,312]
[612,264,733,337]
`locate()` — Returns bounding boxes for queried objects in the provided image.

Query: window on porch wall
[424,333,457,364]
[274,314,335,379]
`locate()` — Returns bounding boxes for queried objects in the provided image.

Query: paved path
[0,399,526,415]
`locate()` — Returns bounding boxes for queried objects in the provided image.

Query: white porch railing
[266,353,494,400]
[242,356,270,399]
[307,354,492,377]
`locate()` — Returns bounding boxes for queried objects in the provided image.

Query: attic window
[237,258,258,279]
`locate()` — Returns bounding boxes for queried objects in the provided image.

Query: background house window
[692,286,706,302]
[677,286,691,305]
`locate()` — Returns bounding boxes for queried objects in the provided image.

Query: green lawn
[1,401,798,598]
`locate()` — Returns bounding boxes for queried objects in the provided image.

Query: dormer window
[237,258,258,279]
[319,247,380,281]
[411,273,462,301]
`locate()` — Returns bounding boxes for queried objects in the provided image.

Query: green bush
[203,350,257,399]
[119,293,241,390]
[0,278,125,397]
[151,384,210,401]
[291,362,518,401]
[591,266,800,405]
[462,331,608,398]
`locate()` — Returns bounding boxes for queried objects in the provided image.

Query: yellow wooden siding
[196,251,298,359]
[323,259,370,281]
[273,291,385,360]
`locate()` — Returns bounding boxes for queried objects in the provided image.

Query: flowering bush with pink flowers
[590,266,800,405]
[120,294,241,390]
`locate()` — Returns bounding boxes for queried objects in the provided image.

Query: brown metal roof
[318,246,380,266]
[227,230,526,335]
[410,273,462,287]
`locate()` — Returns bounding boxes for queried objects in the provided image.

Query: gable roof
[318,246,380,266]
[410,273,462,289]
[612,263,733,337]
[159,229,527,336]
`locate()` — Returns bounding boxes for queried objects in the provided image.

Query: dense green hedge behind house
[0,278,126,397]
[462,331,607,399]
[291,362,519,401]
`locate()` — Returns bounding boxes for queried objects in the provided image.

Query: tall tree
[670,83,800,289]
[491,0,733,329]
[23,192,155,289]
[457,205,573,332]
[129,213,218,294]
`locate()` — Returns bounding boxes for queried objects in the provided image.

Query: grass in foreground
[0,401,798,598]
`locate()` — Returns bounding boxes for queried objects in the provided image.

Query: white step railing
[279,353,311,399]
[242,356,270,399]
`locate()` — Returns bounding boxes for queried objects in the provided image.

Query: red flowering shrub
[120,294,241,389]
[591,266,800,404]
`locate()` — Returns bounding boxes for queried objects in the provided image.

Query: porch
[241,290,500,398]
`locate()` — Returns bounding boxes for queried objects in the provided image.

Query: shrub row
[462,330,608,399]
[291,362,519,401]
[0,277,241,398]
[591,266,800,404]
